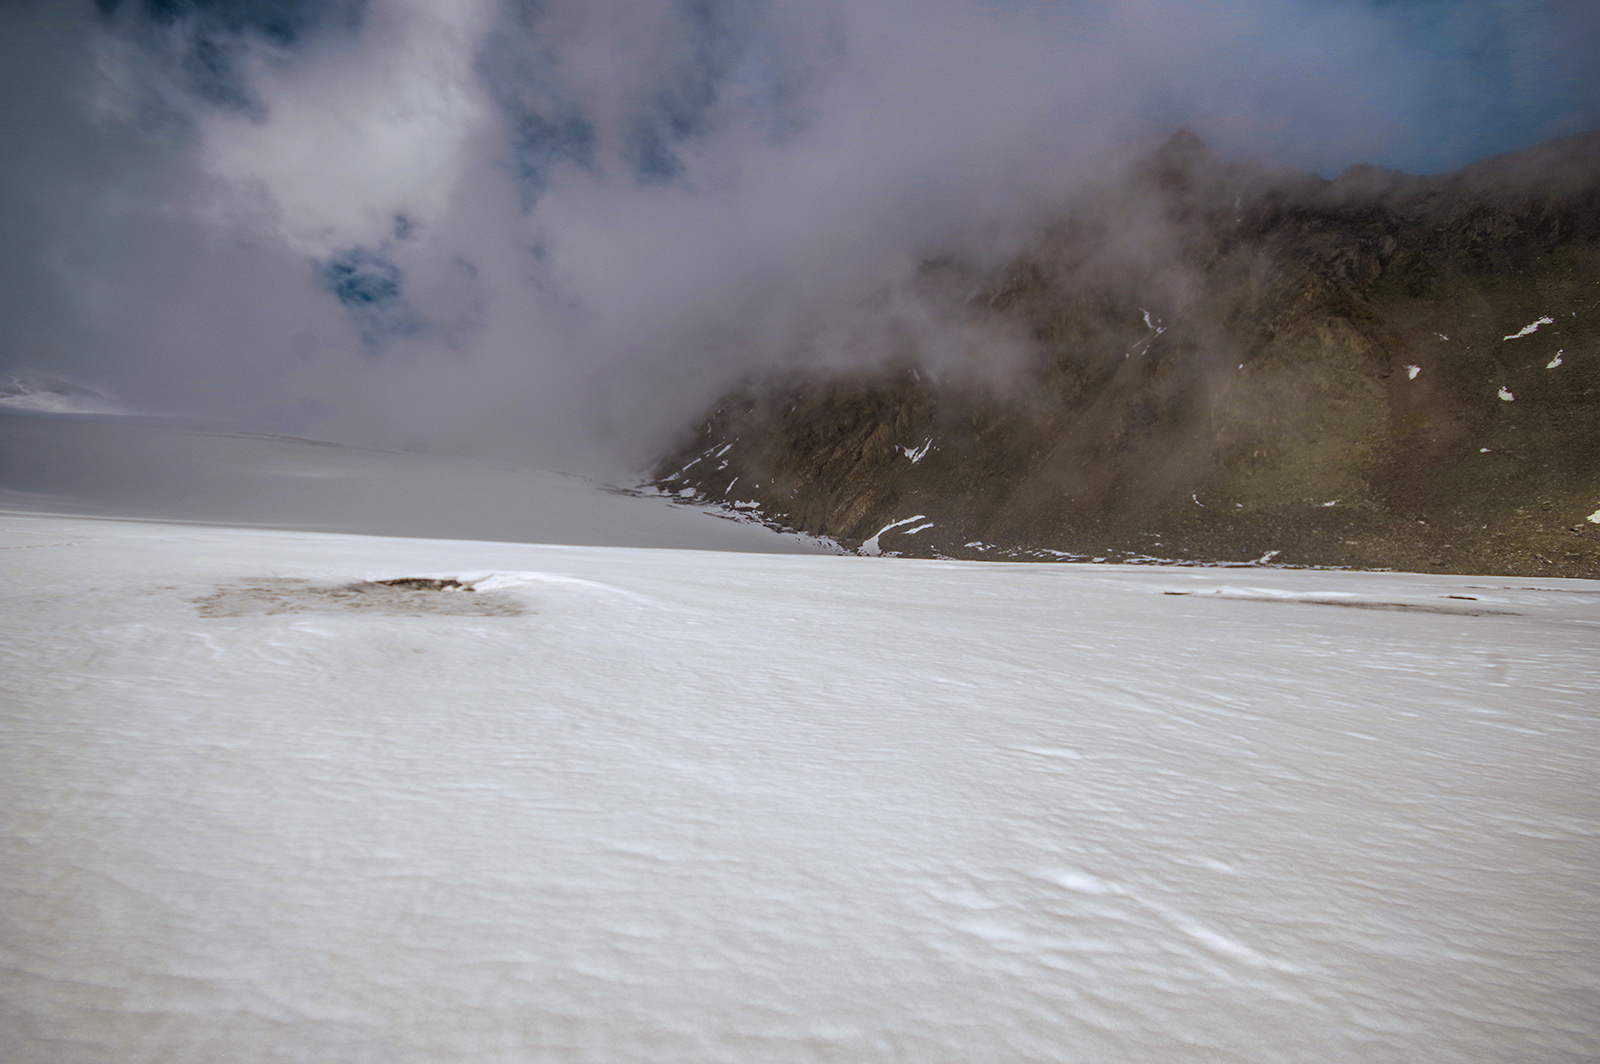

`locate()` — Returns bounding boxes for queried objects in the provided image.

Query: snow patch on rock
[1503,317,1553,340]
[861,515,929,556]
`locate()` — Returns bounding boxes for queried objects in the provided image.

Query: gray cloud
[2,0,1595,475]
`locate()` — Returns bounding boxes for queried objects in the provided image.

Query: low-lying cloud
[2,0,1595,474]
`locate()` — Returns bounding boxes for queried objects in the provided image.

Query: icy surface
[2,513,1598,1063]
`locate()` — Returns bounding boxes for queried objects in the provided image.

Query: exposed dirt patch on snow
[194,577,530,617]
[1160,590,1517,616]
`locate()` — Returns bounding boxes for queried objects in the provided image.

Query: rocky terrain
[651,130,1600,577]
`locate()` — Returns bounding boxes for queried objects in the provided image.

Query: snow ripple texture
[2,514,1597,1063]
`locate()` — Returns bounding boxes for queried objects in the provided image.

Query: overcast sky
[2,0,1596,473]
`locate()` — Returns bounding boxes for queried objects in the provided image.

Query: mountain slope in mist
[652,130,1600,577]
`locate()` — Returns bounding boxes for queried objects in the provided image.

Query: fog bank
[2,0,1596,475]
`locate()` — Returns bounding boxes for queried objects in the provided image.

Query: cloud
[1,0,1595,473]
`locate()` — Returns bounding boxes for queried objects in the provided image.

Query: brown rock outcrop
[653,131,1600,576]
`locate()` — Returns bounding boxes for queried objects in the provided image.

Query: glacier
[2,424,1598,1063]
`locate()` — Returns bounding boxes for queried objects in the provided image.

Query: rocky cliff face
[651,131,1600,577]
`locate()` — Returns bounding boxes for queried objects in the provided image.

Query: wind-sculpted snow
[2,513,1598,1063]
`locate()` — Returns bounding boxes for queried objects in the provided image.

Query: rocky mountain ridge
[651,130,1600,577]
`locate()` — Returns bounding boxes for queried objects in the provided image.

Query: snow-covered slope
[0,376,127,417]
[0,411,823,553]
[3,511,1596,1063]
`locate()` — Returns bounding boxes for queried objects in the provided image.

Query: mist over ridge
[2,0,1596,476]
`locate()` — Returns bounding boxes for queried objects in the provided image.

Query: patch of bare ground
[1160,591,1518,616]
[194,578,529,617]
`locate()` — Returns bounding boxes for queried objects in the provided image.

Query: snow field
[2,513,1598,1063]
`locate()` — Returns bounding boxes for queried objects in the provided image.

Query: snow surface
[1504,316,1554,340]
[898,439,933,463]
[0,376,128,417]
[3,416,1599,1062]
[0,411,818,555]
[3,507,1598,1064]
[858,514,928,556]
[1126,309,1166,358]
